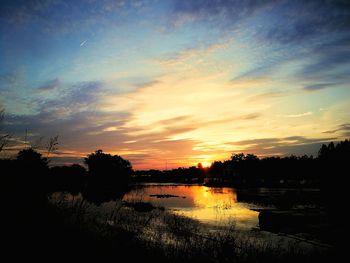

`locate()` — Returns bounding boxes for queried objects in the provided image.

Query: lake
[123,184,263,230]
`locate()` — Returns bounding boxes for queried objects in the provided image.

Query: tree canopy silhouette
[49,164,86,194]
[85,149,132,180]
[17,148,49,170]
[83,150,133,204]
[318,139,350,161]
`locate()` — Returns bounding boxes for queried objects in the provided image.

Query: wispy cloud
[35,78,60,93]
[156,41,230,67]
[0,0,146,34]
[280,112,313,118]
[323,123,350,136]
[303,83,339,92]
[134,80,161,89]
[171,0,276,29]
[246,91,288,102]
[229,136,336,156]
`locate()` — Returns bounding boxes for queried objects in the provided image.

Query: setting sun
[200,161,211,168]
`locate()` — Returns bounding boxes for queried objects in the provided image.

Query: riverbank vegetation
[7,192,329,262]
[134,140,350,189]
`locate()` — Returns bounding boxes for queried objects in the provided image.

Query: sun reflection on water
[123,185,259,229]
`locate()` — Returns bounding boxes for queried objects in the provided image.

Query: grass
[44,193,334,262]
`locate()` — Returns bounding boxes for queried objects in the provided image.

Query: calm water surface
[123,184,261,230]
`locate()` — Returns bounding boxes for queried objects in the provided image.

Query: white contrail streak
[80,40,87,47]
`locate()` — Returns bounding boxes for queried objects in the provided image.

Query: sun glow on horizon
[200,161,211,168]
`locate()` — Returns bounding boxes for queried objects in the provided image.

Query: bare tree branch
[46,135,59,157]
[0,108,11,153]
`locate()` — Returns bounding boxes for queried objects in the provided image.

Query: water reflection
[123,184,259,229]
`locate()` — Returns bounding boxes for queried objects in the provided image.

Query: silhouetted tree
[49,164,87,194]
[318,140,350,161]
[317,140,349,232]
[209,161,224,177]
[46,135,59,157]
[83,150,132,204]
[17,147,49,168]
[85,149,132,180]
[3,148,50,225]
[16,148,49,189]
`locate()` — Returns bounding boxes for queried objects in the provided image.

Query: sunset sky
[1,0,350,169]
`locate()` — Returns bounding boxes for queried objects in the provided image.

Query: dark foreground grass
[28,193,333,263]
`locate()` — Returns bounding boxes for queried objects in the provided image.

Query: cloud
[173,113,260,127]
[0,68,34,114]
[2,78,131,153]
[231,66,271,83]
[246,91,287,102]
[171,0,276,28]
[0,69,26,93]
[131,113,261,138]
[231,35,350,90]
[34,80,106,116]
[0,70,20,89]
[205,1,350,88]
[280,112,313,118]
[0,0,147,34]
[259,1,350,44]
[0,0,53,25]
[156,115,192,126]
[298,51,350,81]
[171,0,350,45]
[295,36,350,83]
[2,86,205,169]
[215,113,261,123]
[135,80,161,89]
[323,123,350,136]
[229,136,336,156]
[35,78,60,93]
[303,83,339,92]
[156,41,229,66]
[3,109,132,157]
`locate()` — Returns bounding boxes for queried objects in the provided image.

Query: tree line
[134,139,350,187]
[1,149,133,207]
[1,139,349,205]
